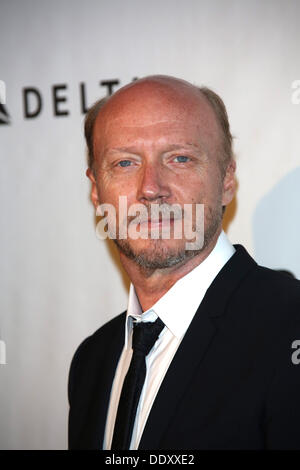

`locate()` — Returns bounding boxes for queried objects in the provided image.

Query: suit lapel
[139,244,257,449]
[139,304,217,449]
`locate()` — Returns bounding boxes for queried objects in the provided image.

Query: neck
[119,229,222,312]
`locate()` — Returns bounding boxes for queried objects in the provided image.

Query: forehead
[93,81,220,153]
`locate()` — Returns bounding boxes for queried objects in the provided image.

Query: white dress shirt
[103,230,235,450]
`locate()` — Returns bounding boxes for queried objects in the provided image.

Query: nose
[136,162,171,203]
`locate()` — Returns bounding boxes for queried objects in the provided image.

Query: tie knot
[131,317,164,356]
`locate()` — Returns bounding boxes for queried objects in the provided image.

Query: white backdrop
[0,0,299,449]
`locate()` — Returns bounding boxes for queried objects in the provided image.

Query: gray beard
[113,204,223,269]
[114,238,193,269]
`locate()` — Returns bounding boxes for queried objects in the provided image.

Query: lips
[139,216,175,225]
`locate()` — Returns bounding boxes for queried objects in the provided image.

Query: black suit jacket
[68,245,300,449]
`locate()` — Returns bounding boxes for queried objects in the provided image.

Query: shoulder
[231,244,300,300]
[218,244,300,337]
[68,311,126,403]
[248,262,300,306]
[70,310,126,365]
[228,247,300,335]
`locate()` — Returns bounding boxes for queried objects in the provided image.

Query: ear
[221,158,236,207]
[86,167,100,210]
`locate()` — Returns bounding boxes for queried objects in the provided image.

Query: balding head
[85,75,233,176]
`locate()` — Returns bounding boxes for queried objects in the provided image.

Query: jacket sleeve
[264,313,300,449]
[68,335,91,407]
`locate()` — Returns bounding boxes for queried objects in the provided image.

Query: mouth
[138,215,176,228]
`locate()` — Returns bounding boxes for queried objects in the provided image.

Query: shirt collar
[125,230,235,347]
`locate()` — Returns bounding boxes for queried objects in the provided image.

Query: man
[68,75,300,450]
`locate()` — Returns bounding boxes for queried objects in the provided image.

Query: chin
[114,238,201,269]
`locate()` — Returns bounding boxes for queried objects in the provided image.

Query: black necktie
[111,316,165,450]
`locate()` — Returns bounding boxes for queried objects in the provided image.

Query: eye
[117,160,132,167]
[173,155,190,163]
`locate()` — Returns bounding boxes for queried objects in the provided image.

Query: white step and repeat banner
[1,0,300,449]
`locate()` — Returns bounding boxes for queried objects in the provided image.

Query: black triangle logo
[0,103,11,125]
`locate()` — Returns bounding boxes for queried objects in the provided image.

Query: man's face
[88,80,235,269]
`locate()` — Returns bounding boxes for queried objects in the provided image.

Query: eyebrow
[107,142,203,154]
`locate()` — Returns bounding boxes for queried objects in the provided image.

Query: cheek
[96,172,137,206]
[174,175,207,204]
[202,167,224,202]
[95,172,116,204]
[177,172,222,207]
